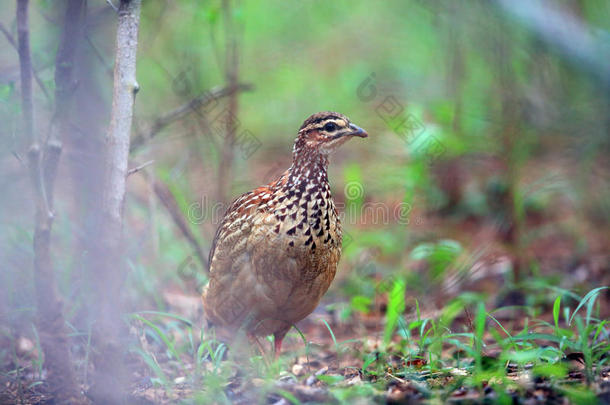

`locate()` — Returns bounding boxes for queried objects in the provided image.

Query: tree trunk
[18,0,86,402]
[88,0,141,403]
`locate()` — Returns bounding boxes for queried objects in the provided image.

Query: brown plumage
[202,111,367,354]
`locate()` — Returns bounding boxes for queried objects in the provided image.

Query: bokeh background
[0,0,609,403]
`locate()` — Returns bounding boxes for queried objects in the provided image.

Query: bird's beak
[347,123,368,138]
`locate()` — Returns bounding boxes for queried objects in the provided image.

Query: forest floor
[2,248,609,404]
[2,158,609,404]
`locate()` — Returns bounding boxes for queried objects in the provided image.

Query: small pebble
[292,364,305,376]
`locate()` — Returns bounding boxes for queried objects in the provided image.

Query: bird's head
[294,111,368,156]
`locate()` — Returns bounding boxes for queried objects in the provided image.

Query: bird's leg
[273,329,289,359]
[273,335,283,359]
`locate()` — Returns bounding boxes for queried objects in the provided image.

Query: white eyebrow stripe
[315,119,347,130]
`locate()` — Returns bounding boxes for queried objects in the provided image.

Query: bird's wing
[207,191,253,269]
[207,172,291,270]
[208,184,281,273]
[204,185,289,330]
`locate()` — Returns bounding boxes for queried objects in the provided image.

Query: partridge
[202,111,367,353]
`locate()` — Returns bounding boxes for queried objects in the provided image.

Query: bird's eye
[324,122,337,132]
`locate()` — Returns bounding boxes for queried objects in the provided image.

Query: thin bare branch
[127,165,208,270]
[106,0,118,12]
[153,177,209,271]
[0,21,51,102]
[129,82,253,153]
[85,34,114,78]
[216,0,241,203]
[126,159,154,176]
[11,151,26,167]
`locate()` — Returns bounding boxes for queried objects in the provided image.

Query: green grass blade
[569,286,608,326]
[322,319,338,349]
[384,278,406,346]
[132,314,181,362]
[131,310,193,327]
[553,296,561,329]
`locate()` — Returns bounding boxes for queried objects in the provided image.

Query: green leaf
[439,298,465,328]
[317,374,344,385]
[486,312,513,341]
[384,278,406,346]
[350,295,372,313]
[132,347,169,386]
[475,301,486,342]
[276,389,301,405]
[562,386,598,405]
[408,319,423,331]
[532,363,568,378]
[132,310,193,327]
[362,352,377,371]
[474,301,486,372]
[0,83,14,101]
[410,243,433,260]
[594,320,608,341]
[553,296,561,330]
[501,349,541,364]
[569,286,608,325]
[409,240,462,279]
[131,315,181,362]
[322,319,338,349]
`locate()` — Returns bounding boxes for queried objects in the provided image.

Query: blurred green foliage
[0,0,608,401]
[0,0,607,327]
